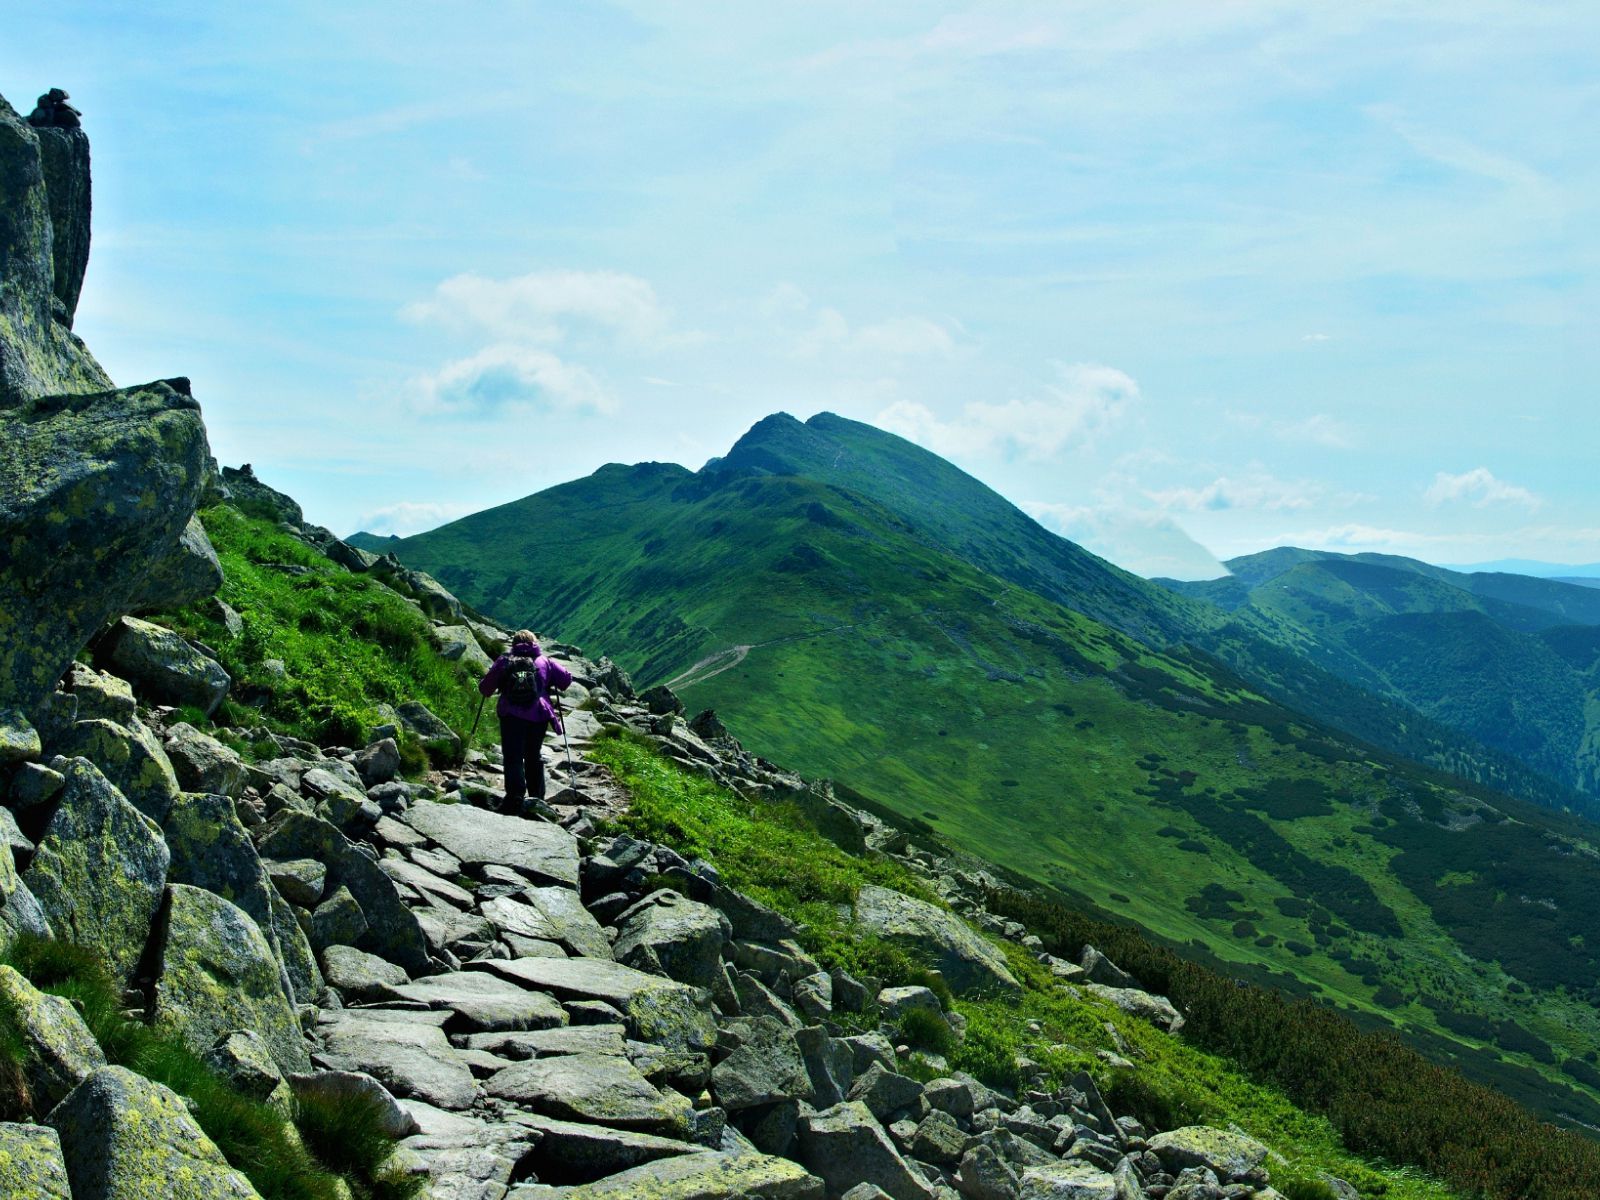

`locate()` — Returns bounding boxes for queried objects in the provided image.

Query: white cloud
[766,284,960,360]
[354,500,477,538]
[1146,470,1319,513]
[877,362,1137,461]
[1301,333,1333,343]
[1423,467,1541,510]
[1025,500,1226,581]
[1276,413,1355,449]
[408,344,616,417]
[404,269,673,346]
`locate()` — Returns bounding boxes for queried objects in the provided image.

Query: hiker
[478,629,573,815]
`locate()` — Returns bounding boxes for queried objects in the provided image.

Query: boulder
[219,463,302,526]
[1017,1162,1117,1200]
[795,1024,855,1109]
[614,889,729,989]
[434,625,494,674]
[472,958,717,1055]
[321,943,408,1002]
[0,1120,71,1198]
[47,716,180,823]
[855,885,1019,997]
[49,1066,260,1199]
[1147,1127,1267,1182]
[152,884,311,1075]
[485,887,613,960]
[163,790,279,941]
[206,1030,289,1104]
[0,709,40,765]
[59,663,134,723]
[956,1144,1020,1200]
[266,857,326,907]
[711,1016,812,1111]
[268,891,323,1006]
[485,1051,693,1136]
[1079,946,1139,991]
[255,809,431,973]
[100,616,230,716]
[163,722,246,797]
[0,838,49,944]
[397,701,461,761]
[128,514,223,613]
[0,963,105,1109]
[318,1011,480,1111]
[388,970,568,1033]
[550,1148,824,1199]
[308,884,368,951]
[0,93,112,407]
[7,760,64,813]
[509,1111,699,1183]
[22,758,169,983]
[848,1062,925,1122]
[402,797,580,886]
[287,1070,418,1139]
[797,1100,937,1200]
[356,736,401,786]
[1081,985,1184,1034]
[301,766,371,828]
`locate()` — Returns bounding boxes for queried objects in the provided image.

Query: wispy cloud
[355,500,477,538]
[765,284,961,360]
[1025,499,1225,580]
[407,344,616,418]
[1423,467,1541,510]
[877,362,1137,461]
[405,269,677,347]
[1146,470,1320,513]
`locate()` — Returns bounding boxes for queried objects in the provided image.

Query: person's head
[512,629,538,649]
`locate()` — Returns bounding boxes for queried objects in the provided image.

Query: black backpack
[502,655,541,705]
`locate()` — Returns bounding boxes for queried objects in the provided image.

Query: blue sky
[6,2,1598,578]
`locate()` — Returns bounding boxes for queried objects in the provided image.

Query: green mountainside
[1162,552,1600,800]
[379,413,1600,1127]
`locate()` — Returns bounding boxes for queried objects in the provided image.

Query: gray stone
[129,514,223,613]
[797,1100,937,1200]
[793,970,834,1021]
[267,857,326,907]
[23,758,168,983]
[48,1066,259,1199]
[796,1024,855,1109]
[849,1062,925,1122]
[471,957,717,1054]
[163,790,279,944]
[268,890,323,1006]
[256,809,431,973]
[153,884,311,1075]
[287,1069,418,1139]
[318,1011,480,1110]
[1146,1128,1267,1182]
[219,463,301,525]
[0,1120,71,1198]
[856,885,1019,997]
[518,886,615,960]
[302,766,371,829]
[486,1052,693,1136]
[356,736,401,786]
[711,1016,812,1111]
[163,722,246,797]
[402,798,579,886]
[956,1145,1020,1200]
[1081,985,1184,1034]
[879,985,944,1021]
[508,1111,699,1182]
[0,709,40,765]
[47,716,180,824]
[101,616,230,717]
[7,760,64,811]
[912,1109,969,1165]
[1079,947,1139,991]
[389,970,568,1033]
[397,701,461,762]
[206,1030,288,1104]
[614,889,728,988]
[435,625,494,674]
[308,884,368,951]
[1017,1162,1117,1200]
[0,963,104,1109]
[321,943,408,1002]
[60,662,134,723]
[926,1077,976,1119]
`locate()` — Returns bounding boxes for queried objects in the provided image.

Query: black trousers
[499,715,548,805]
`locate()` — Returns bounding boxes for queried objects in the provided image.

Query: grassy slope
[386,458,1600,1126]
[590,731,1455,1200]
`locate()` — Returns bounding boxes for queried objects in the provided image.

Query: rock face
[33,124,90,323]
[0,382,208,714]
[854,884,1020,997]
[0,1121,72,1199]
[0,91,110,408]
[22,758,170,983]
[152,884,311,1075]
[48,1066,261,1199]
[128,514,224,614]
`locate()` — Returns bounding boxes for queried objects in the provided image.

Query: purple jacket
[479,641,573,730]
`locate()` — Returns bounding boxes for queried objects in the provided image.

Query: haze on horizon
[5,2,1597,581]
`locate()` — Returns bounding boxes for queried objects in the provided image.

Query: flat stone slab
[485,1052,693,1136]
[380,856,475,910]
[470,958,716,1053]
[544,1149,824,1199]
[387,971,569,1033]
[402,800,579,887]
[483,890,611,960]
[465,1025,630,1060]
[506,1111,701,1182]
[317,1012,479,1110]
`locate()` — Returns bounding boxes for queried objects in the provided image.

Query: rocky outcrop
[0,91,109,407]
[0,382,209,715]
[34,124,90,324]
[854,884,1020,997]
[128,514,224,614]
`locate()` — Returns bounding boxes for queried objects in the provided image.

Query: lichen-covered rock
[0,92,111,408]
[854,885,1019,997]
[797,1100,936,1200]
[266,857,326,907]
[1081,984,1184,1034]
[152,884,311,1075]
[711,1016,812,1111]
[255,809,431,973]
[49,1065,261,1199]
[22,758,168,983]
[267,890,322,1005]
[0,835,49,944]
[163,722,246,798]
[287,1070,417,1139]
[402,797,579,886]
[308,884,368,951]
[33,122,90,323]
[128,514,222,614]
[0,1121,72,1199]
[60,662,134,723]
[0,964,105,1109]
[485,1051,694,1136]
[1017,1161,1117,1200]
[1147,1127,1268,1181]
[551,1147,824,1199]
[1,381,206,716]
[0,707,40,764]
[321,943,408,1003]
[433,625,493,674]
[206,1030,289,1105]
[396,701,461,762]
[317,1011,479,1111]
[100,616,230,717]
[47,716,181,824]
[355,737,400,786]
[614,889,728,988]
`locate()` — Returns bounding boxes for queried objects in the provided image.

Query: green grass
[152,505,487,755]
[1,937,418,1200]
[588,733,1455,1200]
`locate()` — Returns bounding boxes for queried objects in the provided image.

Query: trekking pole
[555,690,582,806]
[467,691,487,745]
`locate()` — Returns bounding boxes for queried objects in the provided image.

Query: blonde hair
[513,629,538,646]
